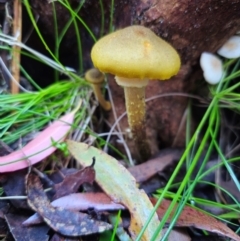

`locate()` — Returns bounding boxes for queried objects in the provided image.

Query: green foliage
[0,0,114,151]
[147,57,240,240]
[0,79,89,145]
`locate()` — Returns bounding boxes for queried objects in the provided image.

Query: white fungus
[200,52,223,85]
[217,35,240,59]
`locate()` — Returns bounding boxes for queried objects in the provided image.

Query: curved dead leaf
[26,173,112,236]
[0,105,80,173]
[67,140,161,241]
[151,198,240,241]
[23,192,125,226]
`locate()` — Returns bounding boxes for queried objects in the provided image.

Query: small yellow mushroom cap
[91,25,181,80]
[85,68,104,84]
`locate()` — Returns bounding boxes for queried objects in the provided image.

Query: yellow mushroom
[85,68,111,111]
[91,25,180,162]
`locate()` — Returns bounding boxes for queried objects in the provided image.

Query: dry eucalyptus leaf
[26,173,112,237]
[67,140,161,241]
[128,149,181,183]
[151,198,240,241]
[5,213,49,241]
[51,192,125,211]
[53,164,95,199]
[23,192,125,226]
[0,110,77,173]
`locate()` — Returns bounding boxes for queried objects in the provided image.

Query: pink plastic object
[0,111,75,173]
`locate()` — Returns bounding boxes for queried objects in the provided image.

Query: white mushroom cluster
[200,35,240,85]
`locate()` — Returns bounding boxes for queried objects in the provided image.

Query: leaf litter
[23,192,125,226]
[67,140,240,241]
[128,149,182,183]
[1,139,239,240]
[67,140,161,241]
[5,213,49,241]
[53,162,96,199]
[25,172,112,237]
[151,198,240,241]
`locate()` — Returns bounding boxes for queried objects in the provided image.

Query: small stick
[11,0,22,94]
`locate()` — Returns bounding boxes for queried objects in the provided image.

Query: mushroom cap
[200,52,223,85]
[217,35,240,59]
[91,25,181,80]
[85,68,105,84]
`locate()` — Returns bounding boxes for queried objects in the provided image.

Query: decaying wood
[28,0,240,160]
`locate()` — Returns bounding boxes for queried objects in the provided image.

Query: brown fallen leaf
[5,213,49,241]
[151,198,240,241]
[24,185,239,241]
[53,164,95,199]
[51,192,126,211]
[26,173,112,237]
[23,192,125,226]
[128,149,181,183]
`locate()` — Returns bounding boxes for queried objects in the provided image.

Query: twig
[11,0,22,94]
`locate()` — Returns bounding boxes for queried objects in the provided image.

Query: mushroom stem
[91,83,111,111]
[91,25,181,163]
[85,68,111,111]
[123,86,151,162]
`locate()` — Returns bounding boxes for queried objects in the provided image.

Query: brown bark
[108,0,240,160]
[28,0,240,161]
